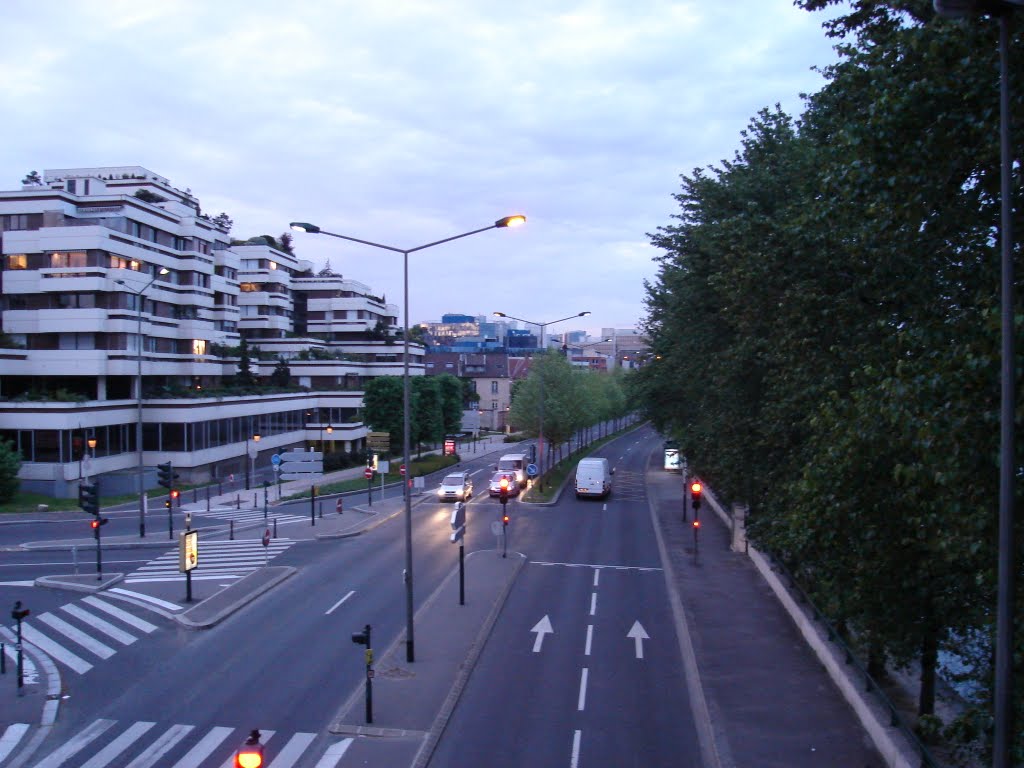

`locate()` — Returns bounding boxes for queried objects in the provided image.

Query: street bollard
[229,520,235,540]
[1,642,5,674]
[319,501,324,519]
[274,518,278,538]
[236,494,240,510]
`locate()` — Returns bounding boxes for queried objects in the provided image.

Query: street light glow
[495,215,526,228]
[289,222,320,233]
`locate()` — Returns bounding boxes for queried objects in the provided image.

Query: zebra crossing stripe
[82,596,159,633]
[0,723,30,764]
[267,731,316,768]
[32,718,116,768]
[21,623,92,674]
[167,725,234,768]
[122,723,194,768]
[80,721,156,768]
[37,612,116,659]
[61,604,138,645]
[315,738,354,767]
[108,588,183,612]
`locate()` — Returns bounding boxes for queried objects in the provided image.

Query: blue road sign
[271,453,282,466]
[526,463,539,477]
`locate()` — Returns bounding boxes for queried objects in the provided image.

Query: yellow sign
[178,530,198,572]
[367,431,390,450]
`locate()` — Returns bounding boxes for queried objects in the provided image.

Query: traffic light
[170,489,180,506]
[90,517,108,538]
[499,476,509,505]
[234,730,264,768]
[157,462,174,489]
[692,519,700,530]
[503,511,510,526]
[78,482,99,516]
[690,481,702,511]
[352,624,371,646]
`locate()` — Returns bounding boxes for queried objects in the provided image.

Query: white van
[496,453,528,487]
[575,457,613,499]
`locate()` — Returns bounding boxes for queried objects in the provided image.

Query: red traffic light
[693,519,700,529]
[690,481,702,495]
[170,489,180,499]
[90,519,100,530]
[502,513,510,525]
[499,477,509,489]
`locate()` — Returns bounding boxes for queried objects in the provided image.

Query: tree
[278,231,294,254]
[435,373,465,435]
[212,212,233,232]
[411,376,444,455]
[269,357,291,387]
[362,376,405,454]
[0,437,21,502]
[235,338,257,387]
[21,171,41,186]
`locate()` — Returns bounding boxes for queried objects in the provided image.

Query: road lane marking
[315,738,354,767]
[0,723,29,764]
[585,625,593,656]
[570,730,582,768]
[80,721,156,768]
[533,561,661,572]
[628,621,650,659]
[577,668,589,711]
[82,596,158,632]
[61,604,138,645]
[123,724,194,768]
[326,590,355,615]
[593,569,600,587]
[108,589,182,611]
[32,718,115,767]
[21,623,92,674]
[266,731,316,767]
[531,615,553,652]
[589,592,597,616]
[37,612,116,658]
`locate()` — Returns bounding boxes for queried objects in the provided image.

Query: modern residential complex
[0,167,416,497]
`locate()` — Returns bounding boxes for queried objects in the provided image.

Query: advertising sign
[178,530,198,572]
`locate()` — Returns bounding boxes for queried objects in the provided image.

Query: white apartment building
[0,166,421,497]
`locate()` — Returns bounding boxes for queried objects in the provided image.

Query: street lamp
[245,430,261,490]
[933,3,1020,764]
[493,311,591,490]
[116,267,169,538]
[291,213,525,663]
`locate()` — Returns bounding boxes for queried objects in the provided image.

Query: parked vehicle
[495,453,528,487]
[488,471,521,497]
[575,457,613,499]
[437,471,473,502]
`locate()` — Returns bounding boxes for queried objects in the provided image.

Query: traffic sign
[526,464,539,477]
[364,468,373,480]
[279,449,324,481]
[367,431,390,451]
[450,526,465,543]
[399,464,406,476]
[262,529,270,547]
[271,453,282,466]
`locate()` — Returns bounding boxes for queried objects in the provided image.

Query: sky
[0,0,841,339]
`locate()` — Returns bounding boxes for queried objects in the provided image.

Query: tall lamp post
[933,4,1019,764]
[116,266,169,538]
[291,214,526,662]
[493,311,591,490]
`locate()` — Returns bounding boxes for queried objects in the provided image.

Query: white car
[437,471,473,502]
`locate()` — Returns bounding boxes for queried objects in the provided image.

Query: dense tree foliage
[0,437,21,502]
[639,2,1023,758]
[509,353,634,469]
[363,373,469,456]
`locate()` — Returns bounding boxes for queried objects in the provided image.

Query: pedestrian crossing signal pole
[352,624,373,723]
[233,729,264,768]
[11,601,29,694]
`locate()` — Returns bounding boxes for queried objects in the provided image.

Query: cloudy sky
[1,0,840,338]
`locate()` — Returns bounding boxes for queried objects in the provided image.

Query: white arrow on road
[531,615,554,653]
[627,620,649,659]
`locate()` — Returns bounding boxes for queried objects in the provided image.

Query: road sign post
[450,502,467,605]
[364,466,373,507]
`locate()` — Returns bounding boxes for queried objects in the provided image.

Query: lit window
[6,254,27,269]
[193,339,207,355]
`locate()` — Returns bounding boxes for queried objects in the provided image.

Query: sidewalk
[647,469,889,768]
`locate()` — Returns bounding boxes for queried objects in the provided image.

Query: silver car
[437,471,473,502]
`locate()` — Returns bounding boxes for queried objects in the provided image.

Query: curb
[174,566,297,629]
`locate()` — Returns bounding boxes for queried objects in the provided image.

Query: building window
[490,380,499,394]
[193,339,207,355]
[491,401,498,410]
[5,254,27,269]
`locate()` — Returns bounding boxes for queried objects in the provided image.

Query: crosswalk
[0,591,173,677]
[190,505,309,528]
[124,539,296,584]
[2,719,354,768]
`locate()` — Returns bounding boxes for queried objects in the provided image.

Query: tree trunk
[918,626,938,716]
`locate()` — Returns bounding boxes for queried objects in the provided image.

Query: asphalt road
[428,431,702,767]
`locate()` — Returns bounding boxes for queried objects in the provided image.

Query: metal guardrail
[764,551,942,768]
